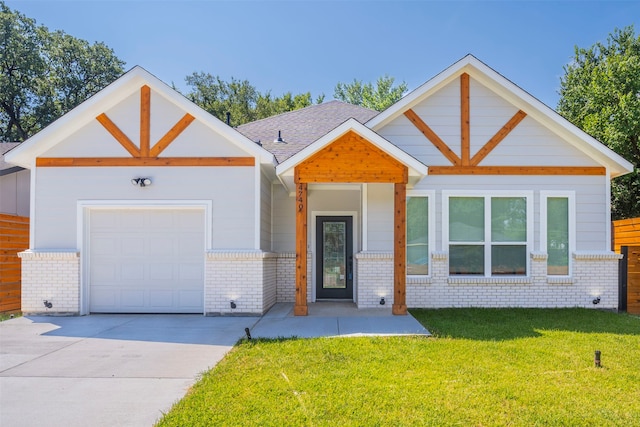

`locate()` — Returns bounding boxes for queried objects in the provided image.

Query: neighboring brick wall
[205,251,277,315]
[18,251,80,314]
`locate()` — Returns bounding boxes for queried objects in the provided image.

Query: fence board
[628,246,640,315]
[0,214,28,313]
[613,218,640,254]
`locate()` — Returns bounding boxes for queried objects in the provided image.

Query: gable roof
[236,100,378,163]
[368,54,634,178]
[5,66,275,169]
[0,142,24,175]
[275,118,427,192]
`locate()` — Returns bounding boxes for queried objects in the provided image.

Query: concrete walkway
[250,302,431,338]
[0,304,429,427]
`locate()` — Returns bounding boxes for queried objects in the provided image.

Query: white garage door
[89,208,204,313]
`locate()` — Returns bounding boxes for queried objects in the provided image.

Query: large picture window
[446,193,532,277]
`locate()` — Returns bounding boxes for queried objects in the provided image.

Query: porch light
[131,177,152,187]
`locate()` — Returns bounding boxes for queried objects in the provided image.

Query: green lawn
[157,309,640,426]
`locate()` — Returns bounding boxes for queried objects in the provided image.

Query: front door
[316,216,353,299]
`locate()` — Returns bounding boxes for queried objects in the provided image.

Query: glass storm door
[316,216,353,299]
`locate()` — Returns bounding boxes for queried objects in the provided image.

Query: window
[406,192,434,276]
[541,192,574,276]
[445,192,532,277]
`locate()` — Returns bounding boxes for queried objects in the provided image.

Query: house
[1,142,30,217]
[5,55,633,316]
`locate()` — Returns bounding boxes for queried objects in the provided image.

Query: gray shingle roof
[0,142,23,175]
[236,100,378,163]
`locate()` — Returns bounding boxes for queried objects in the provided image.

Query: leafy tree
[185,72,259,127]
[0,2,124,141]
[185,72,318,126]
[334,74,408,111]
[558,26,640,219]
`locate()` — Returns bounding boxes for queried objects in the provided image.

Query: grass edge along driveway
[157,308,640,427]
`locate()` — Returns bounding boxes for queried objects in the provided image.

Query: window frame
[406,190,435,278]
[540,191,575,277]
[443,190,533,278]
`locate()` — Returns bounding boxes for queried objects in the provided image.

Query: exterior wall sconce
[131,178,152,187]
[230,300,237,309]
[592,296,601,305]
[380,297,386,305]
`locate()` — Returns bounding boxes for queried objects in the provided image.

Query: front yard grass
[157,308,640,426]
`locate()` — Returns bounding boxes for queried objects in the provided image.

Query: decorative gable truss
[403,73,605,176]
[36,85,255,167]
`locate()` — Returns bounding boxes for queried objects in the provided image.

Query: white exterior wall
[365,184,394,251]
[204,251,277,315]
[33,166,255,250]
[260,169,272,250]
[0,169,30,216]
[19,251,80,314]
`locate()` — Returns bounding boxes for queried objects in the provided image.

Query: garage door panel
[89,209,205,313]
[179,291,203,308]
[148,263,175,281]
[149,291,174,307]
[121,264,145,281]
[121,290,145,307]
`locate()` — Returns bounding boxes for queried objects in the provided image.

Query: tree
[558,26,640,219]
[334,74,408,111]
[185,72,318,126]
[0,2,124,141]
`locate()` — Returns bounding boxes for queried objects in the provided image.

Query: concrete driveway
[0,314,259,427]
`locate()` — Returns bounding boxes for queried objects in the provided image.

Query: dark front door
[316,216,353,299]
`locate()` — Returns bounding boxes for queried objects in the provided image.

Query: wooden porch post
[393,181,407,315]
[294,169,308,316]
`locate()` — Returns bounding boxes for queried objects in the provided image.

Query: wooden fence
[0,214,29,313]
[612,217,640,254]
[623,246,640,315]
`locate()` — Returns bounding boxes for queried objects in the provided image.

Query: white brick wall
[18,250,80,314]
[355,252,394,309]
[407,251,622,309]
[204,250,277,315]
[275,252,312,303]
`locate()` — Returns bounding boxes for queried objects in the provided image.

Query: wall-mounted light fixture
[131,178,152,187]
[592,296,601,305]
[43,300,53,309]
[230,300,237,309]
[380,297,386,305]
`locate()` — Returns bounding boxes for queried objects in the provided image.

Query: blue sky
[5,0,640,108]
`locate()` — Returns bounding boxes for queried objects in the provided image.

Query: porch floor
[249,302,430,338]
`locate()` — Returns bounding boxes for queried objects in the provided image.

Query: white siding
[378,77,598,168]
[0,169,30,216]
[34,166,255,249]
[260,169,272,250]
[271,185,361,253]
[271,184,295,252]
[366,183,394,251]
[42,88,250,159]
